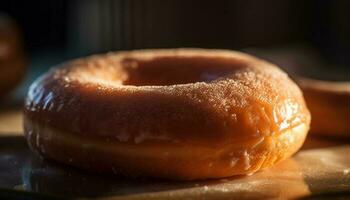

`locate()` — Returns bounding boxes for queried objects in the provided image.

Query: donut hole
[120,56,245,86]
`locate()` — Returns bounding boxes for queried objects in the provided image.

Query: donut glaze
[24,49,310,180]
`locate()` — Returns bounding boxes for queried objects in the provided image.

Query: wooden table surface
[0,108,22,135]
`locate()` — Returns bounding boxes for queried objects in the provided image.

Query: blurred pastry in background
[299,78,350,137]
[0,14,25,98]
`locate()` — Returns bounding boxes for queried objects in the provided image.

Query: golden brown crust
[24,117,308,180]
[24,49,310,180]
[299,78,350,137]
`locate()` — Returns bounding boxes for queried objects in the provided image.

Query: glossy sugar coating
[24,49,310,180]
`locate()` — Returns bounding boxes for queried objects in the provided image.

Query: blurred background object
[0,14,25,99]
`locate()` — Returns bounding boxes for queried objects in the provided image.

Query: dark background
[1,0,349,98]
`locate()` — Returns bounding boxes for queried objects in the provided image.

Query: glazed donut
[24,49,310,180]
[0,14,25,97]
[299,78,350,137]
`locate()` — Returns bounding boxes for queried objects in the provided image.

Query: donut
[0,14,25,97]
[24,49,310,180]
[299,78,350,137]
